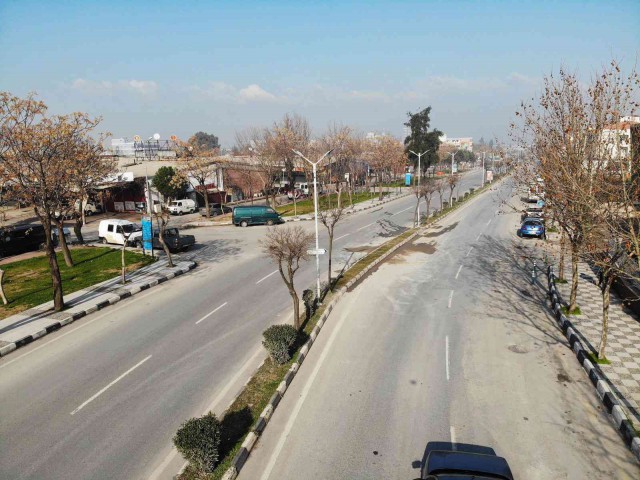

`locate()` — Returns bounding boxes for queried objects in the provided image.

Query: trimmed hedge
[173,412,222,475]
[262,324,298,364]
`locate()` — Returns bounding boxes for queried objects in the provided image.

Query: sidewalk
[552,261,640,429]
[0,259,196,357]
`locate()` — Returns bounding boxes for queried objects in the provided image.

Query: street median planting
[276,191,391,217]
[0,247,155,320]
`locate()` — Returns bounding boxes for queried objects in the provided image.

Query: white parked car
[98,219,141,246]
[167,199,197,215]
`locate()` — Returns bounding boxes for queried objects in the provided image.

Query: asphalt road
[239,179,640,480]
[0,170,483,480]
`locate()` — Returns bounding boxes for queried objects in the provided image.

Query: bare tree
[235,127,281,208]
[435,178,446,210]
[176,136,221,218]
[421,181,437,221]
[0,93,102,311]
[319,201,346,288]
[366,135,404,200]
[447,174,459,207]
[262,225,314,330]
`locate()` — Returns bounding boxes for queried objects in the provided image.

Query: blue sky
[1,0,638,147]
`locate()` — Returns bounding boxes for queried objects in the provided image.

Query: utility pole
[409,149,432,226]
[293,148,334,301]
[450,152,456,175]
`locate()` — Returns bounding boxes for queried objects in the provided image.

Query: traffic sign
[307,248,326,255]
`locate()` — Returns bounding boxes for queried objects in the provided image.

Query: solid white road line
[466,247,473,257]
[357,222,376,231]
[334,233,350,241]
[195,302,228,325]
[455,265,463,279]
[0,288,162,371]
[475,233,482,241]
[149,346,265,480]
[486,218,492,226]
[256,270,279,284]
[448,290,454,309]
[446,336,450,381]
[70,354,152,415]
[260,309,350,480]
[390,206,414,216]
[450,426,457,450]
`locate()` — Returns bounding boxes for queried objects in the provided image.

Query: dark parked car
[518,218,545,239]
[0,224,49,258]
[420,449,513,479]
[199,203,233,217]
[130,227,195,252]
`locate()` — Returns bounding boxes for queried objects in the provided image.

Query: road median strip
[177,174,502,480]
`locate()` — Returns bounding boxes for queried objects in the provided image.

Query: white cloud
[71,78,157,96]
[192,82,279,103]
[238,84,277,102]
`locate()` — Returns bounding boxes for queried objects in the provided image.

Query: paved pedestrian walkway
[0,258,196,357]
[553,261,640,428]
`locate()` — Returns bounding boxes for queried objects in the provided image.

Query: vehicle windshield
[170,201,179,206]
[523,221,541,228]
[120,224,138,234]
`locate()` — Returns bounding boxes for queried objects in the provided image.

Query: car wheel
[266,219,274,226]
[517,230,522,237]
[240,220,248,228]
[86,210,93,216]
[178,211,183,216]
[101,237,108,244]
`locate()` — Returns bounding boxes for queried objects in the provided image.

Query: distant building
[602,115,640,159]
[439,134,473,152]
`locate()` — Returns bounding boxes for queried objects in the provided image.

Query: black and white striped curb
[217,184,498,479]
[0,261,196,358]
[546,266,640,462]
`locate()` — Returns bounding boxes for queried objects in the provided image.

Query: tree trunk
[569,243,579,313]
[327,232,334,289]
[597,273,612,359]
[449,189,453,207]
[425,198,431,220]
[559,230,566,281]
[74,215,84,245]
[290,288,300,330]
[41,218,64,311]
[54,218,74,267]
[203,185,210,219]
[121,240,127,285]
[0,269,8,305]
[158,221,174,268]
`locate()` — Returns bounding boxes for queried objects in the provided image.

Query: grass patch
[277,191,392,217]
[561,305,582,315]
[546,225,559,233]
[586,351,611,365]
[553,278,568,284]
[0,247,155,320]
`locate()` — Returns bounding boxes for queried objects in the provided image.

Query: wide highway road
[0,170,483,480]
[239,179,640,480]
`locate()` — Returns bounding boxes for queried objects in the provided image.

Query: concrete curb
[0,261,197,358]
[216,182,492,479]
[545,266,640,462]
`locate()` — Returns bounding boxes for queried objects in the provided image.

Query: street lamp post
[409,149,432,226]
[293,148,334,301]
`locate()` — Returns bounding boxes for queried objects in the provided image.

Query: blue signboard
[405,173,412,186]
[142,217,153,252]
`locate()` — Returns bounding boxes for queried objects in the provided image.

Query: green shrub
[303,289,316,319]
[263,324,298,364]
[173,412,222,474]
[469,188,475,194]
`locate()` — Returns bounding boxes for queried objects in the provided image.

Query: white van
[168,199,196,215]
[98,219,141,245]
